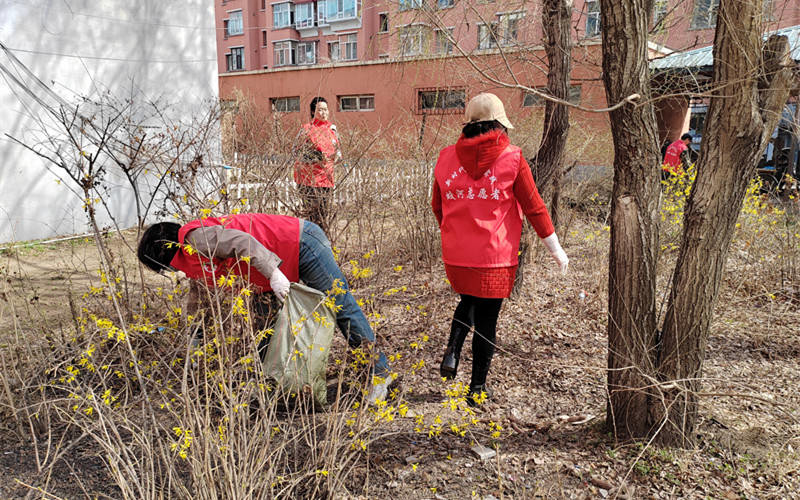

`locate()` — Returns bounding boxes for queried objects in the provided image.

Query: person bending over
[137,212,392,403]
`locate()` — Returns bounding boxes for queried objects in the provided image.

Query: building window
[261,0,267,10]
[523,85,582,107]
[477,22,498,50]
[273,3,293,28]
[399,25,428,56]
[378,13,389,33]
[295,3,315,28]
[326,0,359,21]
[262,30,268,47]
[271,96,301,113]
[297,41,316,65]
[498,12,523,45]
[434,28,453,54]
[418,88,466,114]
[226,47,245,71]
[273,40,297,66]
[585,0,600,36]
[341,33,357,60]
[227,10,244,36]
[438,0,455,8]
[653,0,668,27]
[762,0,774,20]
[690,0,719,29]
[318,0,328,23]
[328,41,340,61]
[399,0,422,11]
[339,94,375,111]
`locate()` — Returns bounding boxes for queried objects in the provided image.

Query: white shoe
[367,375,392,405]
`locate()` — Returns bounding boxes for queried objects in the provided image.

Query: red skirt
[444,264,517,299]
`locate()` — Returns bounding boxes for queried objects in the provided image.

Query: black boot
[467,383,494,407]
[440,324,469,380]
[467,324,496,407]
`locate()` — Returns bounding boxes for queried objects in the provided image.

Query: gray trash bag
[262,282,336,406]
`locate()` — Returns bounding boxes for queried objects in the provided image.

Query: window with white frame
[523,85,581,107]
[326,0,358,21]
[653,0,667,26]
[227,10,244,36]
[438,0,454,8]
[418,88,466,114]
[498,12,523,45]
[273,3,293,28]
[318,0,328,23]
[226,46,245,71]
[690,0,719,28]
[271,96,301,112]
[434,28,453,54]
[297,41,316,65]
[338,94,375,111]
[399,0,422,11]
[328,41,340,61]
[477,22,498,49]
[341,34,357,60]
[273,40,297,66]
[295,3,315,28]
[585,0,600,36]
[399,25,427,56]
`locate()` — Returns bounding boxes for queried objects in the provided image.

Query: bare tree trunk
[655,2,795,446]
[534,0,573,216]
[513,0,572,296]
[600,0,662,439]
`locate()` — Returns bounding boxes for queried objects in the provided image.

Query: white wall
[0,0,217,243]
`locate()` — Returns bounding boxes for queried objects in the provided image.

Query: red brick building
[214,0,800,165]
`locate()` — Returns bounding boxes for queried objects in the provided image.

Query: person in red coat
[137,213,393,403]
[431,93,569,406]
[294,97,340,233]
[662,133,693,178]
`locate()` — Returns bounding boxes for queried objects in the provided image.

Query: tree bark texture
[655,1,795,446]
[600,0,662,439]
[534,0,573,214]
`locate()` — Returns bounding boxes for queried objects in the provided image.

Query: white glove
[269,268,291,302]
[542,233,569,274]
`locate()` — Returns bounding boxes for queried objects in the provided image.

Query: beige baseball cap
[465,92,514,130]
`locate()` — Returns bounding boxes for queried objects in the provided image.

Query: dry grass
[0,98,798,498]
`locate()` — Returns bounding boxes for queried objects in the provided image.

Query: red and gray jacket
[169,214,301,292]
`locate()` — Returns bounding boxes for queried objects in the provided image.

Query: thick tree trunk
[513,0,572,295]
[534,0,573,210]
[600,0,662,439]
[655,2,794,446]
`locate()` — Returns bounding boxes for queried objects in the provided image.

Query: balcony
[322,0,361,31]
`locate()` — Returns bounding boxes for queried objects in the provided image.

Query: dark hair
[310,97,327,118]
[681,133,693,141]
[462,120,507,138]
[137,222,181,273]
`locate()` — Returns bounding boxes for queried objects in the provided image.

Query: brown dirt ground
[0,225,799,499]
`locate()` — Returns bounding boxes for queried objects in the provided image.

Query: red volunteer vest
[663,140,687,174]
[294,120,337,188]
[169,214,300,292]
[434,145,524,268]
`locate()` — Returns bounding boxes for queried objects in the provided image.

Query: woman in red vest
[137,213,393,403]
[294,97,340,233]
[431,93,569,406]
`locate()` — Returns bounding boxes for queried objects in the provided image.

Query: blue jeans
[298,221,390,376]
